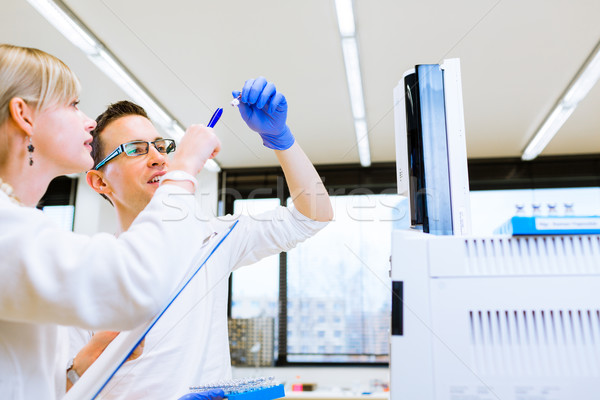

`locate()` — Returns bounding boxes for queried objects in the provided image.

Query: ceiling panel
[3,0,600,169]
[64,0,358,167]
[1,1,129,125]
[359,0,600,160]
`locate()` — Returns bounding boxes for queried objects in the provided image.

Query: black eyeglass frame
[93,139,176,170]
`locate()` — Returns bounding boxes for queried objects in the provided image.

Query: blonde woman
[0,44,221,399]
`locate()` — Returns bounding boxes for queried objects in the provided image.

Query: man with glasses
[68,78,333,399]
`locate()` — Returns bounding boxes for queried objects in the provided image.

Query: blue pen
[207,108,223,128]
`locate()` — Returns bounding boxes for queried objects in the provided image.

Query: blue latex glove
[177,389,225,400]
[232,76,295,150]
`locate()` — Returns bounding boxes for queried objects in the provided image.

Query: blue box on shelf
[495,215,600,236]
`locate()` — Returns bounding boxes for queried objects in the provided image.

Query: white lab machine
[390,59,600,399]
[390,232,600,399]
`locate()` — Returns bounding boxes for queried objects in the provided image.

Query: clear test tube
[564,203,575,215]
[515,203,525,216]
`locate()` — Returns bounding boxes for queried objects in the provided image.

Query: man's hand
[233,76,295,150]
[67,331,144,391]
[78,331,145,368]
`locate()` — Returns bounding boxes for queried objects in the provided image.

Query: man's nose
[147,145,166,166]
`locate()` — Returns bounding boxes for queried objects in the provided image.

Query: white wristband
[160,170,198,191]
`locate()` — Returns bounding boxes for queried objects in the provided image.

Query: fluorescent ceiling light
[562,48,600,107]
[26,0,221,172]
[89,50,172,128]
[341,38,366,120]
[354,119,371,167]
[334,0,355,37]
[26,0,97,55]
[335,0,370,167]
[522,40,600,161]
[522,105,575,161]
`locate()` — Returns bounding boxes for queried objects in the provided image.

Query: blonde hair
[0,44,81,127]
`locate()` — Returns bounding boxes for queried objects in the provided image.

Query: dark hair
[91,100,150,204]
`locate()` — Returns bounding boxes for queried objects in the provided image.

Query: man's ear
[86,170,112,196]
[8,98,35,136]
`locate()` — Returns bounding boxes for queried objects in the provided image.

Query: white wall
[72,173,117,235]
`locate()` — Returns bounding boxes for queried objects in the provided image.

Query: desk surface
[284,391,389,400]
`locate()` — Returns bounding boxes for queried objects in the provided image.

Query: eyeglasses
[94,139,176,170]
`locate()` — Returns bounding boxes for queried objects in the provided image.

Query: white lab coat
[69,206,328,399]
[0,186,227,400]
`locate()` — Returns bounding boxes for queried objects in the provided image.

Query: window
[230,198,280,320]
[286,193,403,363]
[224,164,400,365]
[39,176,77,231]
[224,157,600,365]
[42,205,75,231]
[229,198,281,362]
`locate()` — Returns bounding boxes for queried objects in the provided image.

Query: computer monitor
[393,58,471,235]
